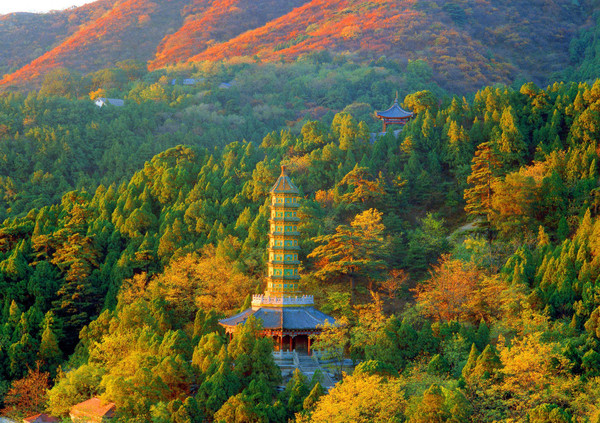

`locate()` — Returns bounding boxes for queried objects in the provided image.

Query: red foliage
[0,0,584,92]
[149,0,307,70]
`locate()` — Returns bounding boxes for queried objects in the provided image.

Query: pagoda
[375,92,413,132]
[219,166,335,354]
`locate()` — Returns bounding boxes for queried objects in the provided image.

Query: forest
[2,51,600,422]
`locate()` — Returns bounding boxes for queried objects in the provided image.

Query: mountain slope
[149,0,310,70]
[185,0,583,90]
[0,0,116,76]
[0,0,592,92]
[0,0,188,87]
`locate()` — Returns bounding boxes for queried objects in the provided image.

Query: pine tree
[38,311,62,372]
[497,106,525,167]
[408,383,448,423]
[471,344,502,384]
[309,209,387,294]
[475,320,490,351]
[464,142,501,240]
[462,343,479,381]
[302,382,324,411]
[281,368,310,418]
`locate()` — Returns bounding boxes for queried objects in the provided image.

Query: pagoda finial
[281,164,287,176]
[395,90,399,104]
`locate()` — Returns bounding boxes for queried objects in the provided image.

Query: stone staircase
[273,351,339,390]
[296,353,336,390]
[297,354,320,372]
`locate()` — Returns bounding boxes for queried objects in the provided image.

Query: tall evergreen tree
[464,142,502,240]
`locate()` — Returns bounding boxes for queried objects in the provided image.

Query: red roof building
[69,397,116,423]
[23,414,59,423]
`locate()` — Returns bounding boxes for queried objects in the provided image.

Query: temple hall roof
[270,165,299,194]
[220,306,335,331]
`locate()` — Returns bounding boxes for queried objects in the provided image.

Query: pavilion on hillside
[219,166,335,354]
[375,92,413,132]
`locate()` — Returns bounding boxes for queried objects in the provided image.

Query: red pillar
[279,335,283,351]
[308,336,311,356]
[289,335,293,351]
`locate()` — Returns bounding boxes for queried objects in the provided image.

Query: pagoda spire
[265,164,303,298]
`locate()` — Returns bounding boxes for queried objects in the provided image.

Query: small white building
[94,98,124,108]
[171,78,204,86]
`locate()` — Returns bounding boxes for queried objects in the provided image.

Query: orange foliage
[0,0,182,87]
[315,189,335,208]
[150,0,308,70]
[1,364,50,418]
[378,268,409,299]
[414,255,508,323]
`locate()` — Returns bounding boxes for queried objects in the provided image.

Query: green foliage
[309,208,388,292]
[4,58,600,421]
[47,365,106,416]
[427,354,451,376]
[527,403,572,423]
[407,383,472,423]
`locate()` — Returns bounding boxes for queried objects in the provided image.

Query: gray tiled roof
[376,99,412,119]
[219,306,335,330]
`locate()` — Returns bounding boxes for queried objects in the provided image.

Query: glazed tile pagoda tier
[219,165,335,353]
[376,93,413,132]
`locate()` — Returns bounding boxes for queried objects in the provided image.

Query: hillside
[149,0,309,70]
[0,0,116,76]
[0,0,188,87]
[3,74,600,420]
[0,0,594,92]
[184,0,585,90]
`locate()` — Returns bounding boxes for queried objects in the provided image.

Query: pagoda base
[272,334,311,354]
[219,305,335,356]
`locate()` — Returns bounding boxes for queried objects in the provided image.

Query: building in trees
[375,93,413,133]
[23,414,59,423]
[69,397,116,423]
[220,166,335,354]
[93,98,124,108]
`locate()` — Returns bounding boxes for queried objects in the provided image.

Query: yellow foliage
[494,331,573,416]
[119,248,258,320]
[298,372,405,423]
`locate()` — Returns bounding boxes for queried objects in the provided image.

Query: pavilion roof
[270,165,299,194]
[376,97,413,119]
[219,306,334,331]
